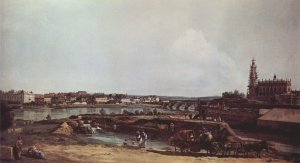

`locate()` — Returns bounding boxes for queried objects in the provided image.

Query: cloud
[1,0,298,96]
[119,29,244,96]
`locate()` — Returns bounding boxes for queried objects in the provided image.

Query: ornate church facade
[247,59,300,105]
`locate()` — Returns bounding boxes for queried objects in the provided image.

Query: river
[13,107,180,121]
[89,131,173,151]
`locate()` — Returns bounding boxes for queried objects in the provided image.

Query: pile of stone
[52,122,73,135]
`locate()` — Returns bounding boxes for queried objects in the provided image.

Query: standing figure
[135,131,142,148]
[46,114,51,120]
[141,130,148,148]
[113,124,117,131]
[13,136,23,160]
[169,122,175,133]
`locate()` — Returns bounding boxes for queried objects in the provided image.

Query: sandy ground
[2,143,291,163]
[0,121,296,163]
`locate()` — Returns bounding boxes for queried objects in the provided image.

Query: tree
[153,108,158,115]
[100,108,106,115]
[123,110,128,115]
[134,110,140,115]
[147,111,153,115]
[123,110,134,115]
[222,90,245,99]
[0,103,14,131]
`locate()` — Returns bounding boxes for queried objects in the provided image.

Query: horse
[220,141,243,157]
[189,131,220,156]
[168,130,196,153]
[242,140,268,157]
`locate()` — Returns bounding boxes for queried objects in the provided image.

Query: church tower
[247,59,258,99]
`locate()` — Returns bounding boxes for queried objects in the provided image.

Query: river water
[89,131,173,151]
[13,107,178,121]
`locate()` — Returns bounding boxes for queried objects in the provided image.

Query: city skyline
[1,0,299,96]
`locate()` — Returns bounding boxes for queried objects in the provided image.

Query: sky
[0,0,299,96]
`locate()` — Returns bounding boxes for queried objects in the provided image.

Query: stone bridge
[162,100,210,111]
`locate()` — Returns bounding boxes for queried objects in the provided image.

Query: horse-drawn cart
[168,129,221,155]
[168,129,268,157]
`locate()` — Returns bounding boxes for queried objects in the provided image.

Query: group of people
[12,135,46,160]
[135,130,148,148]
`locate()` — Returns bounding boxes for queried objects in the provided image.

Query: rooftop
[258,108,300,124]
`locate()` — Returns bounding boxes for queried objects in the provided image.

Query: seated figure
[27,144,46,159]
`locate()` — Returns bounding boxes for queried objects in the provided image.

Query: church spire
[247,58,258,98]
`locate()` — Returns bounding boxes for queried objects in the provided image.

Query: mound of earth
[52,122,73,135]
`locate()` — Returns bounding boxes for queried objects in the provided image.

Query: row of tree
[222,90,245,99]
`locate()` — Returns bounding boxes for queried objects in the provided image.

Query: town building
[121,98,132,104]
[43,93,55,104]
[53,95,66,104]
[247,59,300,104]
[95,97,109,104]
[34,94,45,104]
[257,108,300,131]
[0,90,35,103]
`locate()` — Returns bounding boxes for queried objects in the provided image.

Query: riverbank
[0,120,297,163]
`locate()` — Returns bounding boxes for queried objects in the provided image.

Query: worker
[13,136,23,160]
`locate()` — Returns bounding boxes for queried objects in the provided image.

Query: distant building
[0,90,35,103]
[44,97,52,104]
[43,94,53,104]
[72,101,87,105]
[132,98,141,104]
[121,98,131,104]
[95,97,109,103]
[143,97,151,103]
[34,94,45,104]
[67,96,77,103]
[247,59,300,104]
[77,91,87,95]
[161,100,170,103]
[141,96,159,103]
[51,94,66,104]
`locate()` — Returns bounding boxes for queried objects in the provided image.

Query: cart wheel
[209,142,219,156]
